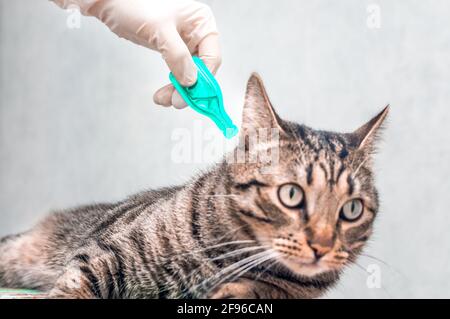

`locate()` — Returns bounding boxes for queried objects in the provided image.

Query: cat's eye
[278,183,304,208]
[340,199,364,221]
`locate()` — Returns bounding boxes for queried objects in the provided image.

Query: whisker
[206,251,277,295]
[359,253,391,268]
[175,244,269,297]
[154,228,256,296]
[191,250,274,294]
[159,232,255,260]
[253,259,279,282]
[353,261,394,298]
[198,194,242,197]
[211,246,270,261]
[218,253,277,286]
[359,253,408,279]
[353,261,369,274]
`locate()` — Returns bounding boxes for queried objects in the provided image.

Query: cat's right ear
[241,73,285,134]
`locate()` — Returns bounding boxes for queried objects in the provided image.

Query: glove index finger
[159,27,197,87]
[197,33,222,75]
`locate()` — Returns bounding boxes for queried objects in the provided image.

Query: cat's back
[41,185,184,245]
[0,185,184,290]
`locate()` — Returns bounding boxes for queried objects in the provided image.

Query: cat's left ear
[348,105,390,152]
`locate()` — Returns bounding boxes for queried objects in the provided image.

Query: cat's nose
[310,243,332,260]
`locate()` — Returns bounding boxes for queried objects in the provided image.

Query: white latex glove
[52,0,221,108]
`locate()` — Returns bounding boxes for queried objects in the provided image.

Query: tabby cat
[0,74,388,299]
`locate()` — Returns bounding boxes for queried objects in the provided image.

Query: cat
[0,73,388,299]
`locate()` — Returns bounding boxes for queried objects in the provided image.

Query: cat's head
[229,73,388,278]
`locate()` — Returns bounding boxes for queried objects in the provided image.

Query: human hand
[53,0,221,108]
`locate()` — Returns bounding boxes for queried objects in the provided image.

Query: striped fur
[0,74,388,299]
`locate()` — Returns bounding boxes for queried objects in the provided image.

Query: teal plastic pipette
[169,56,238,139]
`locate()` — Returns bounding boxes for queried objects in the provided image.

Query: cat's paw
[48,287,95,299]
[208,280,259,299]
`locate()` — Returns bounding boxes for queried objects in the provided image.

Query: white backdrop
[1,0,449,298]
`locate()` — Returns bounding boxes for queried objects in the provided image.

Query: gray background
[1,0,449,298]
